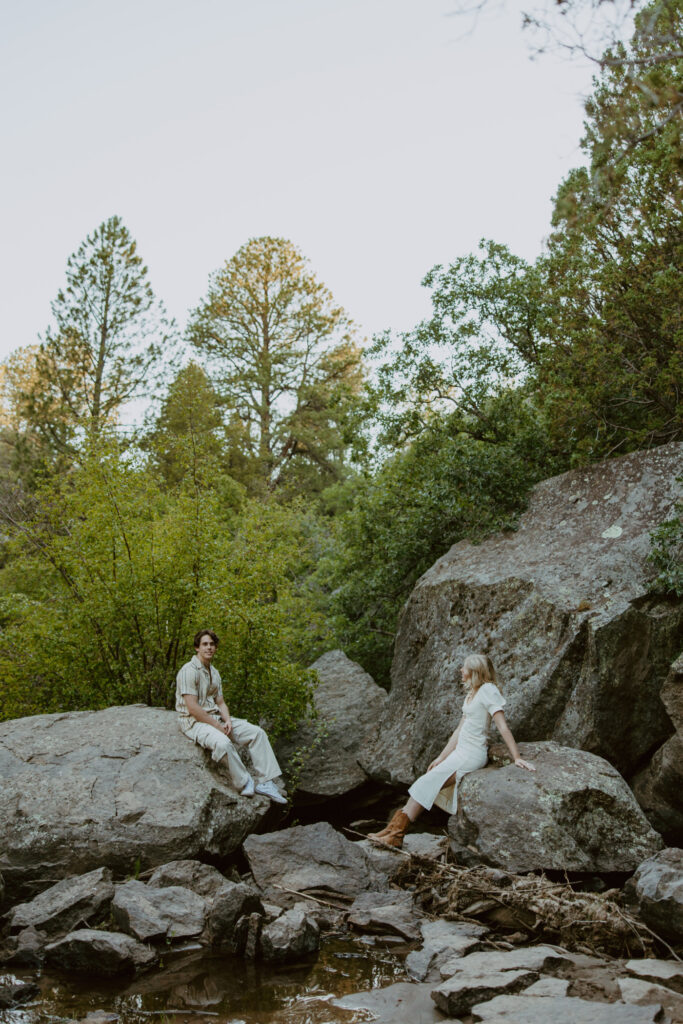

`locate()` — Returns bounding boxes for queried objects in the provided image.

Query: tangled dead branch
[391,852,681,961]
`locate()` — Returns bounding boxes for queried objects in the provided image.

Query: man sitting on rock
[176,628,287,805]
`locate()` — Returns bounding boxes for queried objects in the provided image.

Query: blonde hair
[463,653,497,698]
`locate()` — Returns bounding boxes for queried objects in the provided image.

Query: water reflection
[1,936,405,1024]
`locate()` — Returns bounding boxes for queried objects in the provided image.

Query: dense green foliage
[0,437,319,733]
[0,0,679,716]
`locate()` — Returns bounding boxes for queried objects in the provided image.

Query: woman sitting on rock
[368,654,535,848]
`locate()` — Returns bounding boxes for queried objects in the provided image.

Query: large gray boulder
[0,705,271,893]
[276,650,387,803]
[7,867,114,938]
[633,655,683,843]
[448,742,662,873]
[625,848,683,943]
[361,443,683,791]
[243,821,389,900]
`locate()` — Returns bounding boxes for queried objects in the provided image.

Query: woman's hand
[514,757,535,771]
[427,759,442,772]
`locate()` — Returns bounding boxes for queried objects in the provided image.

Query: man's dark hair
[194,629,220,649]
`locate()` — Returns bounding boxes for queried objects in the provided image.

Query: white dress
[408,682,506,814]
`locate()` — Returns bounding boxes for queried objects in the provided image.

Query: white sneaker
[254,779,288,805]
[240,775,255,797]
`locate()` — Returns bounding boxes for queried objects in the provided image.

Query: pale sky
[1,0,597,378]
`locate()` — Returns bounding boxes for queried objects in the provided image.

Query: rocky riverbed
[1,443,681,1023]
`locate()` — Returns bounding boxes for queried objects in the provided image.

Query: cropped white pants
[182,716,281,791]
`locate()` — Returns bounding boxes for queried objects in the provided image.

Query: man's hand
[221,716,233,737]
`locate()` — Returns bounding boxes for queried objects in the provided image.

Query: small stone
[432,968,538,1016]
[347,890,422,941]
[259,907,319,963]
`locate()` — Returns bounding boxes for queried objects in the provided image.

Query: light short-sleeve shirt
[176,654,224,734]
[458,682,506,750]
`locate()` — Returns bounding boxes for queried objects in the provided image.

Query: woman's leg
[402,796,425,822]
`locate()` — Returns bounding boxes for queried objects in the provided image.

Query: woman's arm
[427,721,462,771]
[492,711,535,771]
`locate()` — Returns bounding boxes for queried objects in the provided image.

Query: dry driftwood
[391,851,681,961]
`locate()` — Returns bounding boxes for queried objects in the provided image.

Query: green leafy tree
[537,1,683,460]
[0,436,318,733]
[189,236,365,497]
[18,216,172,465]
[146,362,253,493]
[369,240,550,449]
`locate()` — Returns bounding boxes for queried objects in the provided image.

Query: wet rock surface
[361,443,683,812]
[275,650,387,803]
[0,981,40,1008]
[625,847,683,943]
[0,705,271,894]
[448,741,663,872]
[335,981,443,1023]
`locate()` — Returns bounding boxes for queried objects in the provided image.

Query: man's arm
[215,698,233,736]
[184,694,231,735]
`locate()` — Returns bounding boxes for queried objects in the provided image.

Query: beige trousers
[183,716,281,790]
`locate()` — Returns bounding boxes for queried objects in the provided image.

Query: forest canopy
[0,0,680,719]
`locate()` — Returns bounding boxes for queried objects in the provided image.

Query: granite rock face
[633,654,683,843]
[625,848,683,943]
[0,704,271,893]
[448,742,662,873]
[361,443,683,794]
[276,650,387,803]
[243,822,389,900]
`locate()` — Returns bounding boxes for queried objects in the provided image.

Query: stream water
[1,934,408,1024]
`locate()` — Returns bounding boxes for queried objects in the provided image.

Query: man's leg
[230,718,282,783]
[183,721,251,791]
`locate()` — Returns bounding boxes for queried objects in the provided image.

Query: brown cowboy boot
[368,809,411,848]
